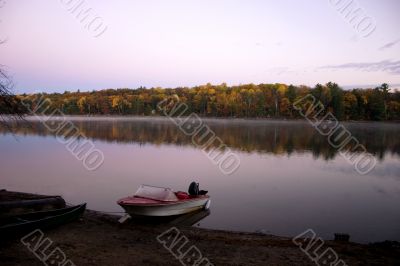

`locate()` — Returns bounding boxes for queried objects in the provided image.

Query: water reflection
[1,117,399,161]
[1,117,400,243]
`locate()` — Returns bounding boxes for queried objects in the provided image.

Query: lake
[1,116,399,243]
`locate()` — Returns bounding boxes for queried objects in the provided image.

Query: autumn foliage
[17,82,400,121]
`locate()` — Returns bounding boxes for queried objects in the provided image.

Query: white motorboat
[117,184,210,217]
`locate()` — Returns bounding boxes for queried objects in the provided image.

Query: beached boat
[117,184,210,217]
[0,190,66,217]
[0,203,86,237]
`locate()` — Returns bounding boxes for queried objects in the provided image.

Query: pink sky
[1,0,399,93]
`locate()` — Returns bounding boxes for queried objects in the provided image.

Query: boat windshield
[134,185,179,202]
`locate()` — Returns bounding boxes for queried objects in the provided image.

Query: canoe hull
[0,204,86,238]
[0,195,66,218]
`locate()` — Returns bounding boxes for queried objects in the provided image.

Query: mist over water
[1,117,399,243]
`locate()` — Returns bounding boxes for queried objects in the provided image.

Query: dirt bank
[1,210,399,266]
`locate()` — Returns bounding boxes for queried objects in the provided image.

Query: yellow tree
[77,96,87,114]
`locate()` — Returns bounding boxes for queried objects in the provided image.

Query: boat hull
[0,190,66,218]
[0,204,86,238]
[119,197,210,217]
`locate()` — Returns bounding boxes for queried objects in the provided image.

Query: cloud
[379,39,400,51]
[320,60,400,75]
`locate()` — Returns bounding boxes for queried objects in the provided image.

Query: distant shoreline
[16,115,400,124]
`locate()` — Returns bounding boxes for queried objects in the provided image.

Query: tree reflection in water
[1,118,399,161]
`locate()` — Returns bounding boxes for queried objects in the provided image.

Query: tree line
[12,82,400,121]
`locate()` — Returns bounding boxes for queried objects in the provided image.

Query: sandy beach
[1,209,399,266]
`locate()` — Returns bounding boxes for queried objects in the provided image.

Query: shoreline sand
[1,209,399,265]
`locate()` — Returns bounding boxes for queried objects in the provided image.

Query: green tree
[368,88,386,120]
[327,82,344,120]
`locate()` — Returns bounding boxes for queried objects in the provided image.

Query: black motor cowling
[188,182,199,195]
[188,182,208,196]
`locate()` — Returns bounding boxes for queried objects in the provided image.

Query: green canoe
[0,203,86,238]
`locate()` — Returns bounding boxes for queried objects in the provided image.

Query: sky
[0,0,399,93]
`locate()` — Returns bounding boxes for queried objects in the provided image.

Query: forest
[12,82,400,121]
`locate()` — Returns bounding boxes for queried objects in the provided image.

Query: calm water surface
[1,117,399,243]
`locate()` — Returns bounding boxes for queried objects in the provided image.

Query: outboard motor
[188,181,208,196]
[188,182,199,196]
